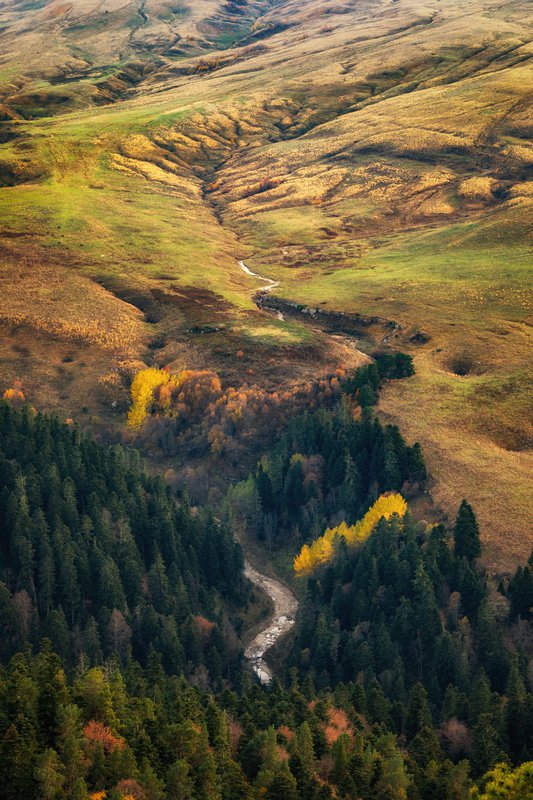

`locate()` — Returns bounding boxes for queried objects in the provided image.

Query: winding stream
[238,259,279,292]
[239,260,284,319]
[238,257,367,682]
[238,259,299,682]
[244,561,298,684]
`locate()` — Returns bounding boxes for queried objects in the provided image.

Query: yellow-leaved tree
[339,493,408,547]
[127,368,170,429]
[294,493,407,576]
[470,762,533,800]
[293,544,313,575]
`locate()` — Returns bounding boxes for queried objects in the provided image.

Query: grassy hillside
[0,0,531,567]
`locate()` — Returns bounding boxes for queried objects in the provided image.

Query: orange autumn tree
[3,379,25,407]
[294,493,408,576]
[83,720,125,754]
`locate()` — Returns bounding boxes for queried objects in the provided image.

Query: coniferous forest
[0,402,247,678]
[0,380,532,800]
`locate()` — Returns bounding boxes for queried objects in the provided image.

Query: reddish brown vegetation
[277,725,294,742]
[439,717,472,758]
[115,780,145,800]
[194,615,216,640]
[324,707,352,745]
[83,721,125,754]
[133,367,354,462]
[241,177,283,198]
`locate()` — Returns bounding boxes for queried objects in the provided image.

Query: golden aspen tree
[294,493,407,576]
[127,368,169,429]
[294,545,314,576]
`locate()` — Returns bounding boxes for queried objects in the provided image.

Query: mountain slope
[0,0,531,567]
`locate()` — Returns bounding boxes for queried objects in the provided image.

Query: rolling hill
[0,0,531,568]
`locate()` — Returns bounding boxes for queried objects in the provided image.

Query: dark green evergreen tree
[454,501,481,562]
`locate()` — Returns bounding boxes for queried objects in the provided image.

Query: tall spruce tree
[454,500,481,562]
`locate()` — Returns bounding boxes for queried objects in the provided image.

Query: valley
[0,3,532,798]
[0,0,533,800]
[0,0,531,570]
[1,375,532,799]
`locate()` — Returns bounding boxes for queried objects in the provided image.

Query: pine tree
[506,660,528,761]
[265,763,298,800]
[382,437,401,490]
[351,683,367,716]
[141,760,165,800]
[167,759,195,800]
[405,684,433,741]
[471,713,500,777]
[454,501,481,562]
[0,582,17,661]
[56,703,86,795]
[367,680,391,727]
[194,723,221,800]
[375,733,411,799]
[409,722,442,769]
[332,733,353,792]
[35,748,66,800]
[256,726,280,790]
[284,460,304,518]
[293,721,315,771]
[84,617,103,665]
[72,778,90,800]
[408,443,427,484]
[508,565,533,619]
[340,453,361,519]
[256,466,275,513]
[0,716,39,800]
[219,756,251,800]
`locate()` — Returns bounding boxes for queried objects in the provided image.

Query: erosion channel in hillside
[239,260,399,346]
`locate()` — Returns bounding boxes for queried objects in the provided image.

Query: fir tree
[454,500,481,562]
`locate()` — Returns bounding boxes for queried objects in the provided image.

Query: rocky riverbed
[243,561,298,684]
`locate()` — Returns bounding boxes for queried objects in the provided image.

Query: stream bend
[244,561,298,684]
